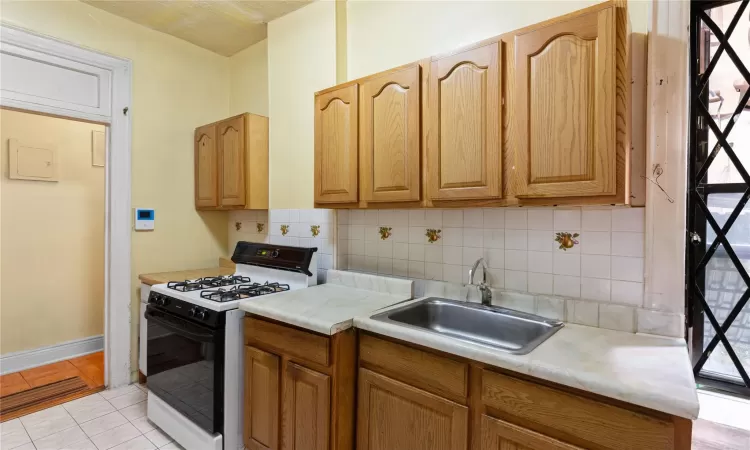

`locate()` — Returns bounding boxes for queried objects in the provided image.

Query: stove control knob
[188,307,198,318]
[271,249,280,258]
[195,309,208,320]
[159,296,169,306]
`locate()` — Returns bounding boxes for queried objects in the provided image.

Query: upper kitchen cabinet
[315,84,359,204]
[427,42,502,201]
[194,113,269,210]
[312,1,635,208]
[360,64,422,203]
[217,115,246,207]
[195,124,218,208]
[513,3,626,200]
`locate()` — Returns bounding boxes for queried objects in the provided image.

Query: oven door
[145,306,224,435]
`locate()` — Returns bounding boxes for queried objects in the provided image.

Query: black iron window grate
[688,0,750,396]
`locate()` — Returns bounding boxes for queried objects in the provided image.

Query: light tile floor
[0,384,183,450]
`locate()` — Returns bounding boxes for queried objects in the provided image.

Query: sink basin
[370,298,563,355]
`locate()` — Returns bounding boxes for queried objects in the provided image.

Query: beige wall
[348,0,647,78]
[0,110,106,354]
[267,0,337,209]
[0,0,230,375]
[229,39,269,117]
[347,0,599,79]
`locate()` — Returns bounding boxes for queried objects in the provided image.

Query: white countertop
[239,283,411,335]
[354,297,700,420]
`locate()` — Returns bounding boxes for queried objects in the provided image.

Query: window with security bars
[687,0,750,397]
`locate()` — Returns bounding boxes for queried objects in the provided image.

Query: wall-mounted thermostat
[134,208,155,231]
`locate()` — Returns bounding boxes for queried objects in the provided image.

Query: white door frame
[643,0,690,320]
[0,23,133,387]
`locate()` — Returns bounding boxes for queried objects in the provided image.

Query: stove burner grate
[167,275,252,292]
[200,282,290,302]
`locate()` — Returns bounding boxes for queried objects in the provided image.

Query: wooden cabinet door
[281,362,330,450]
[361,64,421,203]
[428,42,502,201]
[218,115,246,207]
[515,6,617,198]
[244,346,280,450]
[481,415,582,450]
[357,369,468,450]
[194,124,217,208]
[315,84,359,204]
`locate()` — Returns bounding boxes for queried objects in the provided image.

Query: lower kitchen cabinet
[481,415,581,450]
[357,332,692,450]
[282,362,331,450]
[243,316,356,450]
[357,368,468,450]
[244,346,280,450]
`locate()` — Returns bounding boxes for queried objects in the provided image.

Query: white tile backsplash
[527,251,553,274]
[599,304,636,332]
[528,272,554,295]
[483,229,505,249]
[527,230,551,252]
[581,254,611,279]
[580,231,610,255]
[527,208,553,230]
[582,209,612,231]
[554,275,581,297]
[504,229,527,250]
[554,209,581,230]
[612,208,645,232]
[504,249,527,271]
[483,209,504,229]
[611,256,644,282]
[332,206,680,336]
[504,209,527,229]
[611,232,645,257]
[505,269,528,291]
[442,209,463,227]
[463,209,483,228]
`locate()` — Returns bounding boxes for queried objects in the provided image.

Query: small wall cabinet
[513,6,619,199]
[361,64,422,203]
[428,42,502,201]
[314,84,359,204]
[242,316,355,450]
[194,113,268,210]
[313,0,639,208]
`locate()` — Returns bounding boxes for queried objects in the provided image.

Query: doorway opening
[0,110,108,419]
[687,0,750,397]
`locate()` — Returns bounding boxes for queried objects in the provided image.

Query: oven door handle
[144,310,216,343]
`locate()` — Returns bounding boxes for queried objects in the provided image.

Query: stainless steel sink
[370,298,563,355]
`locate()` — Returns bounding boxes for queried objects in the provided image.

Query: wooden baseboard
[0,336,104,375]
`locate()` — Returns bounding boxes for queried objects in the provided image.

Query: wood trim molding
[643,0,690,318]
[0,335,104,375]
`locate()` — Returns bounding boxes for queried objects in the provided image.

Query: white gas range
[144,242,318,450]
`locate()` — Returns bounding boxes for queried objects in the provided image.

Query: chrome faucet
[468,258,492,306]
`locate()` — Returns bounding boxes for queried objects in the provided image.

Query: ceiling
[82,0,312,56]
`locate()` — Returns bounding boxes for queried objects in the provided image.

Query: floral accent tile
[425,229,442,243]
[311,225,321,237]
[554,232,579,251]
[280,224,289,236]
[256,223,265,233]
[379,226,392,240]
[235,222,242,231]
